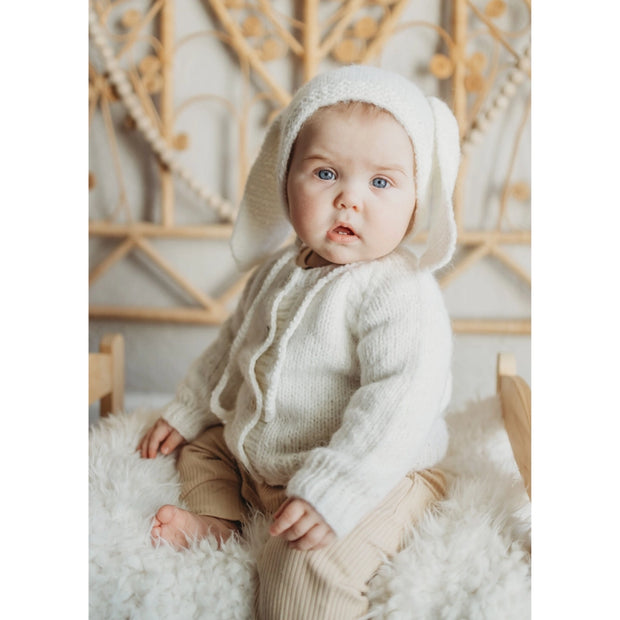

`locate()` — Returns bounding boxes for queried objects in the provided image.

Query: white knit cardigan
[163,244,453,538]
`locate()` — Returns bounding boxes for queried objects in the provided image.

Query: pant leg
[176,424,248,522]
[256,469,446,620]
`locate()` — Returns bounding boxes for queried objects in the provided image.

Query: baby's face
[286,105,416,265]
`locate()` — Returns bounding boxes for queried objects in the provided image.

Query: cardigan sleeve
[286,269,453,538]
[161,269,259,441]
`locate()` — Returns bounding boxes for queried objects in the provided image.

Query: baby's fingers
[138,430,153,457]
[270,499,305,537]
[138,419,173,459]
[147,425,171,458]
[272,497,294,522]
[289,525,336,551]
[160,429,185,455]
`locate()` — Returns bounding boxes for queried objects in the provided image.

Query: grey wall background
[89,0,531,416]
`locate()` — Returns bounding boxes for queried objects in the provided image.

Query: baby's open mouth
[327,223,358,243]
[333,225,355,236]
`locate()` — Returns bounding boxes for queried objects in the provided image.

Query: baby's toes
[150,524,162,546]
[155,504,178,525]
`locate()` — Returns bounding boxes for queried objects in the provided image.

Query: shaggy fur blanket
[89,396,531,619]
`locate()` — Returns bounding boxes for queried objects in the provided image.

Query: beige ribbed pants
[178,425,446,620]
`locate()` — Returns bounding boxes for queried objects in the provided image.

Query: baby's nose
[335,186,361,211]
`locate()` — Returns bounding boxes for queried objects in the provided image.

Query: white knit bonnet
[231,65,460,272]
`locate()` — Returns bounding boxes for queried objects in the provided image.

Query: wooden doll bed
[89,335,531,618]
[88,335,531,497]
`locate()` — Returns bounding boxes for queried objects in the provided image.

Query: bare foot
[151,505,240,550]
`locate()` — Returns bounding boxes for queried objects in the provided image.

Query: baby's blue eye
[372,177,389,189]
[317,169,335,180]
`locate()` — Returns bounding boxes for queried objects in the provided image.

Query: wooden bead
[495,94,509,109]
[468,51,487,72]
[510,69,525,84]
[333,39,360,64]
[509,181,530,201]
[144,125,159,142]
[152,136,167,154]
[134,112,148,129]
[465,72,484,92]
[115,79,132,98]
[469,128,483,143]
[260,38,285,61]
[518,56,531,72]
[486,106,500,121]
[429,54,454,79]
[353,17,378,40]
[139,55,161,76]
[120,9,141,29]
[173,133,189,150]
[502,82,517,97]
[242,16,264,38]
[476,117,490,132]
[100,45,115,62]
[484,0,506,18]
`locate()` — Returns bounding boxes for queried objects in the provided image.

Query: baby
[139,65,460,619]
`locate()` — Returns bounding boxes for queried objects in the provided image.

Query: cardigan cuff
[161,400,213,443]
[286,456,397,538]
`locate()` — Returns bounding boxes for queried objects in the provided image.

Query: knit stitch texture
[163,245,452,538]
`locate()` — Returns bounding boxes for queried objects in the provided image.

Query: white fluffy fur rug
[89,396,531,619]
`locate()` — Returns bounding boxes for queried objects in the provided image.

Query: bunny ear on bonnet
[417,96,460,272]
[230,113,294,272]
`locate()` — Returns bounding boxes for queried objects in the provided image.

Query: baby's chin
[317,245,396,266]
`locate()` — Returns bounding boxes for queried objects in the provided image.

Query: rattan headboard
[89,0,531,334]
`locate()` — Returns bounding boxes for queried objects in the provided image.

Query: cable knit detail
[161,245,452,536]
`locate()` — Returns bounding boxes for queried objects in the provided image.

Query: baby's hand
[270,497,336,551]
[138,418,185,459]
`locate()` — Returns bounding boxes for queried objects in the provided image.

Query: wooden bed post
[89,333,125,417]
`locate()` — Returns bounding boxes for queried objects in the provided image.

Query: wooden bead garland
[462,44,530,153]
[89,6,236,223]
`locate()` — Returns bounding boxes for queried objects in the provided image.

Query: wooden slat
[132,236,219,311]
[452,319,531,334]
[89,222,234,239]
[89,352,112,404]
[89,236,137,285]
[497,353,531,499]
[90,305,228,324]
[100,333,125,416]
[208,0,292,106]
